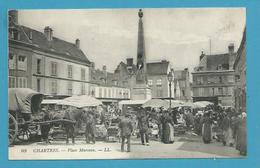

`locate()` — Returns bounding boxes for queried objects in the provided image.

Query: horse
[52,108,84,144]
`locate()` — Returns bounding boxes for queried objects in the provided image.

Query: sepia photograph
[8,8,246,160]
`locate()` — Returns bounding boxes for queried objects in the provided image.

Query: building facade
[174,68,192,102]
[89,64,131,103]
[113,59,174,100]
[192,44,236,106]
[8,11,91,97]
[233,28,246,113]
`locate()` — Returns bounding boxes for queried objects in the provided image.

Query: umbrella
[57,95,102,108]
[142,99,169,108]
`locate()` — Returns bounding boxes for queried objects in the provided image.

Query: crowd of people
[37,103,247,156]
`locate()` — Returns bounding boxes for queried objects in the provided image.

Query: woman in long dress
[221,113,234,146]
[162,112,174,144]
[201,112,212,144]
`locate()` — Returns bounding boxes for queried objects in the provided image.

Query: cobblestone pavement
[9,134,243,160]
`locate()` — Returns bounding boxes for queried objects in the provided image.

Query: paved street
[9,134,243,160]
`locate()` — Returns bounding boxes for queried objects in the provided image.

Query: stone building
[89,64,130,104]
[113,59,174,99]
[174,68,192,102]
[8,10,91,97]
[191,44,236,106]
[233,28,246,113]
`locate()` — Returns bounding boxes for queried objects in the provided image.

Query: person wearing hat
[84,110,96,144]
[137,109,150,146]
[118,113,133,152]
[201,111,212,144]
[40,108,52,144]
[221,112,234,146]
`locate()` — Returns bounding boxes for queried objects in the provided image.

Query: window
[156,88,163,97]
[156,79,162,86]
[212,88,215,96]
[81,68,85,80]
[68,82,73,96]
[227,75,234,83]
[12,77,27,88]
[125,90,129,98]
[196,76,203,85]
[50,80,58,95]
[18,55,27,71]
[9,53,16,69]
[218,88,223,95]
[37,59,41,74]
[104,88,107,98]
[182,90,185,97]
[99,88,102,97]
[51,62,57,76]
[81,83,85,95]
[37,79,41,92]
[217,64,222,70]
[148,79,153,86]
[9,76,16,88]
[108,89,111,98]
[10,29,19,40]
[219,76,223,83]
[68,65,73,78]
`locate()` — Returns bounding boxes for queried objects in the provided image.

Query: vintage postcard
[8,8,246,160]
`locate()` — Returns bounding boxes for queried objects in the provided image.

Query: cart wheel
[9,114,18,145]
[17,125,32,142]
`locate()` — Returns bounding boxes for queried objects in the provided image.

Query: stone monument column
[132,9,151,100]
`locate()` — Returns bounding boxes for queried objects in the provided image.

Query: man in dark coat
[118,113,133,152]
[84,111,96,144]
[137,109,150,146]
[40,108,52,144]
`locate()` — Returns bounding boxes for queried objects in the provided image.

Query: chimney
[44,26,53,41]
[228,43,235,70]
[228,43,234,54]
[75,39,80,49]
[9,10,18,24]
[200,51,205,61]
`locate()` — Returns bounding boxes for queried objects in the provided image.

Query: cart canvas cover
[8,88,43,114]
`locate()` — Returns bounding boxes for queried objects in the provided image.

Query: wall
[31,51,90,96]
[9,43,33,88]
[147,75,171,98]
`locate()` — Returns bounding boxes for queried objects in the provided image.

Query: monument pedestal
[131,84,151,100]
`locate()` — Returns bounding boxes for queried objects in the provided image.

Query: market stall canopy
[42,99,62,104]
[119,99,149,105]
[57,95,102,108]
[142,99,169,108]
[165,100,186,108]
[193,101,214,108]
[8,88,43,114]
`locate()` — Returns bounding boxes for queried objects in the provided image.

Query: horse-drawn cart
[8,88,75,145]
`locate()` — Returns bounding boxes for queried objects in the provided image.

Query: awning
[119,99,149,105]
[41,99,62,104]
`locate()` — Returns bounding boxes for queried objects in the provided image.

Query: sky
[18,8,246,73]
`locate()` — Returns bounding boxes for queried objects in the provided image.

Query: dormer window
[217,64,222,70]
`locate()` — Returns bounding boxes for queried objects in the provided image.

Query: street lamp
[167,71,173,109]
